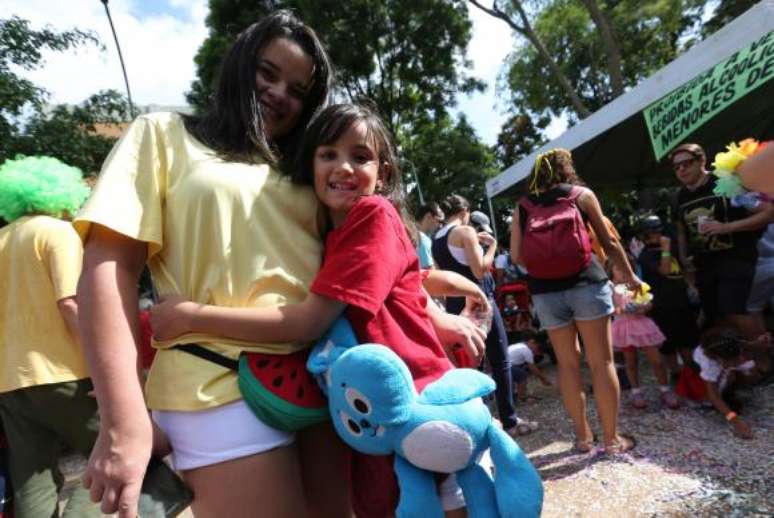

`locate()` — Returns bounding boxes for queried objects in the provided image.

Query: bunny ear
[307,317,360,376]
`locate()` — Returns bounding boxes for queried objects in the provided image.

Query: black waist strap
[175,344,239,371]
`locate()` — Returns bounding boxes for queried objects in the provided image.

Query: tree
[8,90,130,175]
[0,16,124,174]
[494,112,548,168]
[403,114,499,209]
[0,16,100,155]
[471,1,705,123]
[297,0,483,136]
[577,0,623,97]
[702,0,758,38]
[469,0,593,118]
[494,0,704,124]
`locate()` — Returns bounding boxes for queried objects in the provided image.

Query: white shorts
[152,399,295,471]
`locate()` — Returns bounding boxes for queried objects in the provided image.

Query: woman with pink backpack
[510,148,643,454]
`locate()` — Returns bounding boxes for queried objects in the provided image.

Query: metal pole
[405,160,425,206]
[486,192,498,243]
[100,0,135,119]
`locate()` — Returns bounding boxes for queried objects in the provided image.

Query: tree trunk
[579,0,625,97]
[468,0,592,118]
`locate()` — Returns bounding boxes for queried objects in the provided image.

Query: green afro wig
[0,156,90,222]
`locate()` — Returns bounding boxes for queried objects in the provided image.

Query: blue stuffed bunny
[308,319,544,518]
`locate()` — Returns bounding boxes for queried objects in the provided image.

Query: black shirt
[638,243,690,310]
[432,224,497,314]
[676,175,761,264]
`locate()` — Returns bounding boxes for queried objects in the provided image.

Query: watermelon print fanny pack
[175,344,329,432]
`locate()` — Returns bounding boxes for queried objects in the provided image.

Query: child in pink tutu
[611,262,680,409]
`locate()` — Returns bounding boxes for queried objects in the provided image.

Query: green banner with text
[644,30,774,160]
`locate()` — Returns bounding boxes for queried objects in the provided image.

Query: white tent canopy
[486,0,774,199]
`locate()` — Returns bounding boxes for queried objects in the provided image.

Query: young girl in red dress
[151,104,486,517]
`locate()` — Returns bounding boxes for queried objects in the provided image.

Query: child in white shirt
[693,328,758,439]
[508,330,552,401]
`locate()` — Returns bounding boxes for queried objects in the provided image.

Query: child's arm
[703,380,753,439]
[527,363,551,386]
[656,236,672,276]
[150,293,345,343]
[424,296,486,364]
[421,269,489,310]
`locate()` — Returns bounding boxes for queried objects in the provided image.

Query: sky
[6,0,566,147]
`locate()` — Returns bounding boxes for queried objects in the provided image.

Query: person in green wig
[0,156,101,517]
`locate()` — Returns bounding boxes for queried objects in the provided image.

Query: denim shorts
[532,281,614,330]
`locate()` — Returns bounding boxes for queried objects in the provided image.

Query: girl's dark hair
[183,10,333,169]
[293,103,417,244]
[701,327,743,360]
[527,148,584,194]
[440,194,470,218]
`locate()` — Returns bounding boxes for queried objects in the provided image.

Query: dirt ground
[58,361,772,517]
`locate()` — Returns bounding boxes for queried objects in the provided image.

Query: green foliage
[296,0,483,133]
[403,114,499,210]
[7,90,131,175]
[0,16,100,117]
[500,0,705,123]
[0,16,122,175]
[494,112,548,168]
[701,0,758,38]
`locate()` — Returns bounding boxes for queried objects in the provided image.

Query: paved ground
[58,361,772,517]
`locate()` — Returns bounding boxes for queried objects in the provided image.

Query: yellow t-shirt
[73,112,324,411]
[0,216,88,393]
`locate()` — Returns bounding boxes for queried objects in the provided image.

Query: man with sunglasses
[671,142,774,341]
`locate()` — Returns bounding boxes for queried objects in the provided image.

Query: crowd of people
[0,8,772,518]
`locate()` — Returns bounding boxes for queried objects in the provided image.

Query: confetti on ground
[513,361,774,517]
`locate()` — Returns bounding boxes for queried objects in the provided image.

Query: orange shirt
[588,216,621,263]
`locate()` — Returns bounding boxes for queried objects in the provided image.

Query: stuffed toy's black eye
[339,410,362,437]
[354,399,369,413]
[345,388,372,415]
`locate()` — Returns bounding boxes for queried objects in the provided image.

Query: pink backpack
[519,186,592,279]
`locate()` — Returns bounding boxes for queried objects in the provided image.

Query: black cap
[639,215,663,233]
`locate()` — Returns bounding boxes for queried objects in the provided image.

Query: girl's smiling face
[313,121,386,227]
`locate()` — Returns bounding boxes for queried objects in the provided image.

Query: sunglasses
[672,157,696,172]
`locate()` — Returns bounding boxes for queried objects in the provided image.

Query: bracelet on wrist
[661,251,671,257]
[725,411,738,422]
